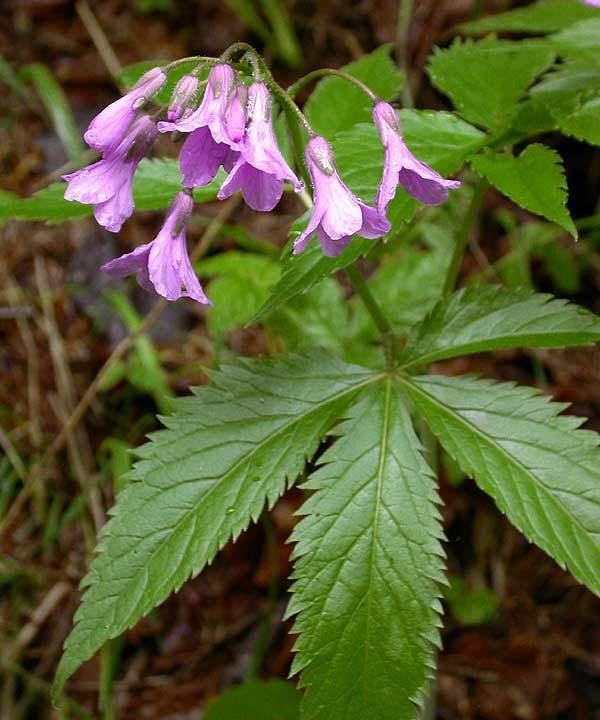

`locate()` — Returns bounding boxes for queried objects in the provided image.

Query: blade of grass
[21,63,85,163]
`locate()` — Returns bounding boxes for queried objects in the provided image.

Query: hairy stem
[268,79,313,136]
[346,265,398,368]
[162,56,219,73]
[442,180,487,296]
[287,68,377,102]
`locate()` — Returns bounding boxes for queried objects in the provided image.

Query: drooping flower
[178,84,247,188]
[218,82,302,211]
[373,101,460,211]
[167,74,200,121]
[101,190,210,304]
[64,116,158,233]
[293,136,390,257]
[157,64,238,145]
[84,67,165,153]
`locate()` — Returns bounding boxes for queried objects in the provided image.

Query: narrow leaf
[402,374,600,595]
[289,381,445,720]
[21,63,85,162]
[54,351,378,695]
[470,145,577,237]
[401,286,600,369]
[0,159,221,223]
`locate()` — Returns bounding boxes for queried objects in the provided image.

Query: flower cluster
[64,58,461,305]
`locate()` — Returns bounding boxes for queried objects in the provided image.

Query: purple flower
[101,190,210,304]
[158,64,239,146]
[64,116,158,233]
[373,101,460,211]
[84,67,165,153]
[293,136,390,257]
[178,84,246,188]
[168,74,200,121]
[218,82,302,212]
[583,0,600,6]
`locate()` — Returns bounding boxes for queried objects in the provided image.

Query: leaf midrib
[399,375,599,547]
[362,377,392,701]
[94,372,385,628]
[400,328,598,370]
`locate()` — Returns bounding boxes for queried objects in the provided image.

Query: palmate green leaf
[558,96,600,146]
[53,351,379,696]
[401,375,600,595]
[0,159,222,223]
[254,112,481,321]
[550,18,600,63]
[304,45,403,137]
[526,63,600,145]
[470,145,576,236]
[427,37,555,130]
[458,0,598,35]
[401,286,600,369]
[288,381,445,720]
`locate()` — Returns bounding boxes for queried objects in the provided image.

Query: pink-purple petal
[292,206,326,255]
[358,202,392,239]
[101,191,210,304]
[218,159,284,211]
[180,127,235,188]
[373,100,460,210]
[237,83,302,191]
[317,175,363,240]
[317,227,352,257]
[84,67,165,153]
[157,64,236,148]
[294,135,387,256]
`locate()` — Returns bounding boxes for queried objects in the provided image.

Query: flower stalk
[346,265,399,369]
[442,179,487,296]
[287,68,378,101]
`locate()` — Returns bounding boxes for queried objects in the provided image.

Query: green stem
[161,56,218,73]
[346,266,398,368]
[268,79,312,136]
[220,41,265,80]
[258,57,312,185]
[442,180,487,296]
[287,68,377,102]
[396,0,415,107]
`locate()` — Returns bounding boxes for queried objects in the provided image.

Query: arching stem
[287,68,378,102]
